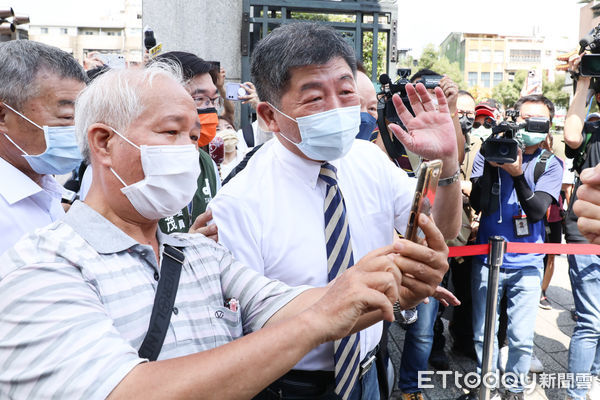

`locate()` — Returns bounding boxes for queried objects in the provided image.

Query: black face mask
[459,115,474,135]
[584,119,600,134]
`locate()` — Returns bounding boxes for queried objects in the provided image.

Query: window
[468,50,479,62]
[509,49,541,63]
[468,72,478,87]
[60,28,68,35]
[107,31,116,36]
[481,72,490,87]
[84,31,94,35]
[493,72,503,87]
[481,50,491,63]
[494,50,504,63]
[41,27,48,34]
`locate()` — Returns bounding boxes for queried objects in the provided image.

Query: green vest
[158,149,219,234]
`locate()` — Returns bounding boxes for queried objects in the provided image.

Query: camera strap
[138,244,185,361]
[377,107,415,175]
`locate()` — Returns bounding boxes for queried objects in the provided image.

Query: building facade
[27,0,142,64]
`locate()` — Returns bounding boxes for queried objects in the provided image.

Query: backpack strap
[138,245,185,361]
[242,124,255,148]
[533,149,553,184]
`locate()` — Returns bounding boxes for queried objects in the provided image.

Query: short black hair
[410,68,440,83]
[514,94,555,121]
[154,51,215,81]
[251,22,357,106]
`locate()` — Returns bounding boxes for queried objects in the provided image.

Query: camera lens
[498,144,510,156]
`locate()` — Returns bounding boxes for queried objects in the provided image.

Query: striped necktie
[319,162,361,400]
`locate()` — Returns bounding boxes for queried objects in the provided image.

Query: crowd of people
[0,21,598,400]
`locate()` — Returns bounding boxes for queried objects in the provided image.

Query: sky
[1,0,586,57]
[398,0,583,57]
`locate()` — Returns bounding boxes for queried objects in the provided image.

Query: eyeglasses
[193,95,224,109]
[473,117,495,129]
[457,110,475,119]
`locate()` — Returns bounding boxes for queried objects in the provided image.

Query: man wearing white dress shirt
[0,40,86,255]
[209,23,461,400]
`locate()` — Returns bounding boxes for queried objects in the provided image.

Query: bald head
[356,71,378,119]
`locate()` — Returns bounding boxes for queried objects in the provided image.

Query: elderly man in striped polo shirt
[0,62,450,400]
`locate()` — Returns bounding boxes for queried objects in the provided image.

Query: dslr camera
[481,117,550,164]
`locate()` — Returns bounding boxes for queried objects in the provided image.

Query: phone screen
[404,160,443,242]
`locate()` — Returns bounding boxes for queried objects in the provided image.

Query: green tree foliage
[414,44,465,87]
[491,70,570,109]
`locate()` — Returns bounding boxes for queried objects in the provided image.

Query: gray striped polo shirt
[0,201,307,399]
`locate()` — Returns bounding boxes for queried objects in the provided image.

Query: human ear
[87,123,115,167]
[256,102,281,133]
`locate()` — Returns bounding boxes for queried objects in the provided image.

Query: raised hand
[574,165,600,244]
[388,83,458,167]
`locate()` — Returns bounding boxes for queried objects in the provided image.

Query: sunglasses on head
[473,117,495,129]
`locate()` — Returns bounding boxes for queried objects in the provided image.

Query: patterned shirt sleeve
[0,260,144,399]
[214,243,310,334]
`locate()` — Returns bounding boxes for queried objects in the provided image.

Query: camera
[579,24,600,77]
[481,118,550,164]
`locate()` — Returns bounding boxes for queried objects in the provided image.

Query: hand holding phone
[404,160,443,242]
[225,82,247,101]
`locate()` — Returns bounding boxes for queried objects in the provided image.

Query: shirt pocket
[208,305,243,343]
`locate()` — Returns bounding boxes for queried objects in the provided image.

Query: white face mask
[109,128,200,220]
[270,103,360,161]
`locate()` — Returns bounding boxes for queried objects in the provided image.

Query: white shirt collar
[0,156,62,205]
[271,137,341,190]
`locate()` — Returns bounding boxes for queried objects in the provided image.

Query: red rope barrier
[448,242,600,258]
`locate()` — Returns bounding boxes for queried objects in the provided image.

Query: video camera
[376,68,442,161]
[481,118,550,164]
[378,68,442,125]
[579,24,600,78]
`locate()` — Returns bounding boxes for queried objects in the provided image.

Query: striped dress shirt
[0,201,307,399]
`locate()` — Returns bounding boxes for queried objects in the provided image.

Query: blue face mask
[356,112,377,141]
[2,104,82,175]
[270,103,360,161]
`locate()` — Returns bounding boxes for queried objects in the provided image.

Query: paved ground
[388,255,577,400]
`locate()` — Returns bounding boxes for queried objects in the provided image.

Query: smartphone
[580,54,600,77]
[225,82,247,101]
[404,160,443,242]
[99,53,126,69]
[206,61,220,72]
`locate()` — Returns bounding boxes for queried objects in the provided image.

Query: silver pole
[479,236,505,400]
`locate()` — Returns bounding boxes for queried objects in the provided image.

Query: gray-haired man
[0,62,450,399]
[0,40,86,255]
[210,23,461,400]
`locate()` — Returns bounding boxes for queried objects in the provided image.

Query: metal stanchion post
[479,236,506,400]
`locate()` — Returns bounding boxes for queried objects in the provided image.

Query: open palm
[388,84,458,162]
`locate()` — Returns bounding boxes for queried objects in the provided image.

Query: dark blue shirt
[471,148,563,268]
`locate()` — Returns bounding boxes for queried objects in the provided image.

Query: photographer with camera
[465,95,563,400]
[562,52,600,400]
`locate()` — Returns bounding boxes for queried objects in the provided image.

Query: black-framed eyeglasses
[473,117,495,129]
[457,110,475,119]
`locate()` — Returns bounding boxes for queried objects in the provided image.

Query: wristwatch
[438,169,460,187]
[393,301,418,325]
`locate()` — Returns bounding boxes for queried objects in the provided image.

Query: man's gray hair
[0,40,87,110]
[250,22,357,106]
[75,61,184,162]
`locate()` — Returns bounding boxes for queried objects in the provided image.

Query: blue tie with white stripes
[319,162,360,400]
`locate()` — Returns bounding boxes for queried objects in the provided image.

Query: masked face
[197,108,219,146]
[270,103,360,161]
[216,128,239,153]
[584,118,600,134]
[1,103,82,174]
[109,127,200,220]
[356,112,378,141]
[459,115,474,135]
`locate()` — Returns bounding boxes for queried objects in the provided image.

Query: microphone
[379,73,392,86]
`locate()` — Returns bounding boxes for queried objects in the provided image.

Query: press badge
[513,215,530,238]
